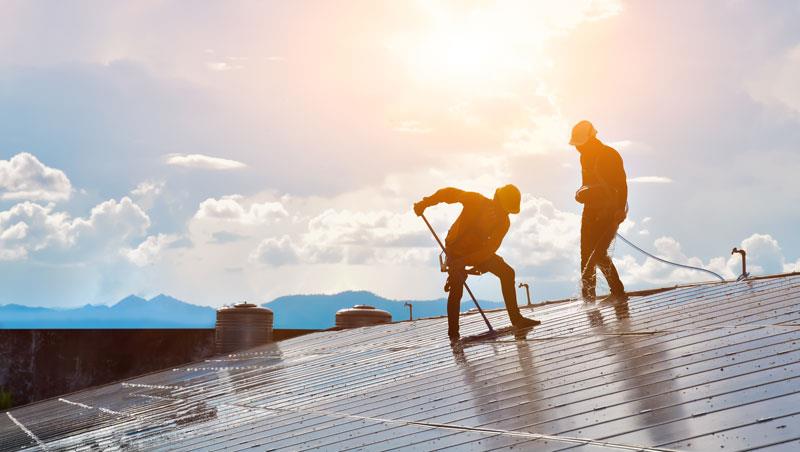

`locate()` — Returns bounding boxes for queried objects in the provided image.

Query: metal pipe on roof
[518,283,532,306]
[732,247,750,281]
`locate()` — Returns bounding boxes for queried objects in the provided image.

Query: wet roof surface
[2,274,800,451]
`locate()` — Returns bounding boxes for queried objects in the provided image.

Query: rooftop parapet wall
[0,329,314,409]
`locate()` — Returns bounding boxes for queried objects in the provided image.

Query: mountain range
[0,292,506,329]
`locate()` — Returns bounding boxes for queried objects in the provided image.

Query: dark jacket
[578,140,627,213]
[422,188,509,265]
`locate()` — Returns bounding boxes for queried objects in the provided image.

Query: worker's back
[445,192,508,257]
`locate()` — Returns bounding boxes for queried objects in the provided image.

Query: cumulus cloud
[615,232,797,287]
[503,196,581,280]
[131,180,164,198]
[628,176,673,184]
[194,196,288,225]
[299,209,432,265]
[0,197,150,262]
[247,208,434,267]
[130,180,165,210]
[614,236,728,286]
[737,233,785,275]
[165,153,246,170]
[250,235,299,266]
[0,152,72,201]
[123,234,179,266]
[209,231,248,244]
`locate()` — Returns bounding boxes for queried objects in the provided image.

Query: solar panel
[2,274,799,451]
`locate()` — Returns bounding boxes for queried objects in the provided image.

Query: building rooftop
[2,273,800,451]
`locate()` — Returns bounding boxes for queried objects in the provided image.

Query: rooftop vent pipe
[732,248,750,281]
[215,302,273,354]
[335,305,392,329]
[518,282,532,306]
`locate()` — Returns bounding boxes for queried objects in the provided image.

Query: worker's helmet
[569,120,597,146]
[494,184,521,214]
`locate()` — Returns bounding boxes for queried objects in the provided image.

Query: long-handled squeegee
[420,214,496,336]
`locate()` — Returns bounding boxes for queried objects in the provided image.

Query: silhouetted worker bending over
[570,120,627,304]
[414,185,541,339]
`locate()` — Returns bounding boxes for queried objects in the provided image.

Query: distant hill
[264,291,505,329]
[0,291,504,329]
[0,295,216,329]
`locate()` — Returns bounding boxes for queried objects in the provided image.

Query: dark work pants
[446,254,522,337]
[580,210,625,300]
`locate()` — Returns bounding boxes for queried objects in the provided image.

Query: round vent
[335,305,392,329]
[215,302,273,354]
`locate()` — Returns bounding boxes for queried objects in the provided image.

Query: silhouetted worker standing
[414,185,540,339]
[570,120,627,303]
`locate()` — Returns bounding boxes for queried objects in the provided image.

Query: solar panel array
[2,274,800,451]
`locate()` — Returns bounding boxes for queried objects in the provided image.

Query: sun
[389,4,552,93]
[388,2,623,95]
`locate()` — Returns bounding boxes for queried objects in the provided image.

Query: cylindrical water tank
[215,302,273,354]
[335,305,392,329]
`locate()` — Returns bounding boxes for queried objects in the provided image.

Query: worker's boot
[512,316,541,329]
[448,319,460,340]
[581,287,596,304]
[598,292,628,306]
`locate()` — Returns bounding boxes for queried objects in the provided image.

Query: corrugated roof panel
[1,275,799,451]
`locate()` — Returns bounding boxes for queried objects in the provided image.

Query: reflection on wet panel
[0,274,799,451]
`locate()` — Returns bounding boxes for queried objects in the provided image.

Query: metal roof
[2,274,800,451]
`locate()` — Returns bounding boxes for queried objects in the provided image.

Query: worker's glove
[575,185,590,204]
[413,199,429,216]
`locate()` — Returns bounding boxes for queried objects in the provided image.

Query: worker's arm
[413,187,468,216]
[463,218,510,265]
[610,154,628,222]
[608,152,628,221]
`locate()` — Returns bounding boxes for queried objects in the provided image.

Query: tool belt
[440,252,483,292]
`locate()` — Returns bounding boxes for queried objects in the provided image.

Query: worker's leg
[479,255,523,321]
[594,220,625,296]
[446,262,467,339]
[580,212,598,301]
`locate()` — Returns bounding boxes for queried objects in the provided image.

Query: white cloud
[614,236,725,286]
[737,233,785,275]
[628,176,673,184]
[165,154,246,170]
[131,180,164,198]
[123,234,179,267]
[194,196,288,225]
[0,152,72,201]
[503,196,581,280]
[0,197,150,262]
[298,209,431,265]
[250,235,299,266]
[130,180,164,210]
[615,232,797,287]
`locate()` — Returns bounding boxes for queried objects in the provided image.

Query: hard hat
[569,120,597,146]
[494,184,521,214]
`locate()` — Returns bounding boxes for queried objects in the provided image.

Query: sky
[1,0,799,308]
